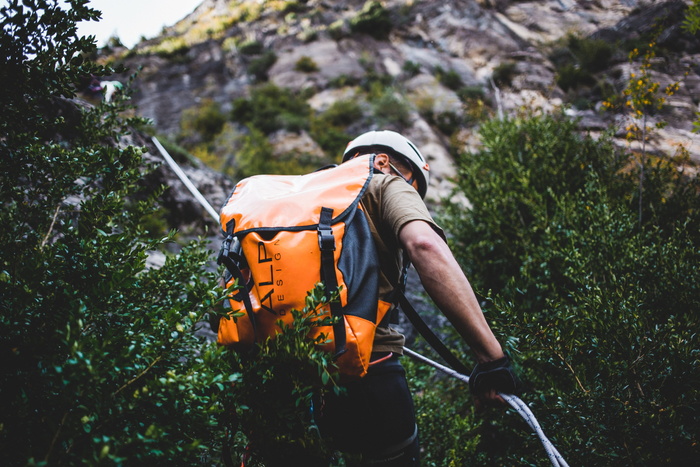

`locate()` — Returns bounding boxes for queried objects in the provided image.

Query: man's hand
[469,354,522,408]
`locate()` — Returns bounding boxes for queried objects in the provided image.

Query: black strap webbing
[217,223,258,342]
[318,207,347,358]
[397,289,471,376]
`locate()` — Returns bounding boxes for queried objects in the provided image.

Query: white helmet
[343,130,430,198]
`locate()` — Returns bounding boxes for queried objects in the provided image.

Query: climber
[313,130,521,466]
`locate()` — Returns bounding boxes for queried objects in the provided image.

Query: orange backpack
[215,155,391,378]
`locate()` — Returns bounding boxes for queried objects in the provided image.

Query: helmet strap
[388,161,415,187]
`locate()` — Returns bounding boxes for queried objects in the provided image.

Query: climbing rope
[154,137,569,467]
[152,137,220,223]
[403,347,569,467]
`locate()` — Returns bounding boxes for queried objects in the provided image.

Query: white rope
[402,347,569,467]
[151,136,220,224]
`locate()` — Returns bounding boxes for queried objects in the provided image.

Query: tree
[0,1,233,464]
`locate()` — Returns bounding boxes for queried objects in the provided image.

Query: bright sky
[76,0,203,48]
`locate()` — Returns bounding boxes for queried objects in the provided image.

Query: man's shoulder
[366,173,422,201]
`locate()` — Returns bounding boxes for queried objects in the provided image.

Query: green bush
[311,123,352,162]
[492,61,517,87]
[550,34,614,92]
[230,83,311,135]
[403,60,421,77]
[308,99,363,160]
[0,1,233,464]
[431,111,462,136]
[295,55,319,73]
[151,37,191,61]
[222,284,343,465]
[685,0,700,34]
[371,88,411,128]
[238,38,264,55]
[231,125,323,179]
[566,34,614,73]
[361,71,394,94]
[556,63,596,91]
[403,358,488,466]
[349,1,392,40]
[443,114,624,291]
[0,4,348,465]
[328,73,361,88]
[456,85,485,102]
[279,0,307,15]
[440,113,700,465]
[180,98,227,141]
[328,19,348,41]
[247,50,277,82]
[321,99,364,127]
[435,66,463,91]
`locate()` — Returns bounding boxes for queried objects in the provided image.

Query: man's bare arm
[398,219,504,364]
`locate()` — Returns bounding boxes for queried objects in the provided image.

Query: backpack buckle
[318,228,335,251]
[218,235,233,265]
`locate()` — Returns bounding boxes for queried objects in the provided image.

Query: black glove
[469,354,522,396]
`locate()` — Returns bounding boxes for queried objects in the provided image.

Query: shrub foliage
[0,1,233,464]
[438,113,700,465]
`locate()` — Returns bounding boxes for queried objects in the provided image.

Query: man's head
[343,130,430,198]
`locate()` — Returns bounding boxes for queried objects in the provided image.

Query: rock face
[107,0,698,347]
[106,0,700,223]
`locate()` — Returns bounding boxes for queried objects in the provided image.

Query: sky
[75,0,204,49]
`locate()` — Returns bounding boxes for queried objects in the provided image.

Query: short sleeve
[377,176,446,242]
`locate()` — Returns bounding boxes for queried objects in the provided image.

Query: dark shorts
[319,354,420,466]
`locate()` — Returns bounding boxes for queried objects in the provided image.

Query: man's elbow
[400,222,444,259]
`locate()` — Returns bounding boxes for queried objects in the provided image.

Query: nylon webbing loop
[217,221,258,342]
[318,207,347,358]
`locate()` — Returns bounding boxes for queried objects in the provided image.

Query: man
[318,130,520,466]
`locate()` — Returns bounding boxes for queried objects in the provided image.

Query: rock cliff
[102,0,699,224]
[100,0,699,344]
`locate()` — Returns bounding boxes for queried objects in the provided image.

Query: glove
[469,354,522,396]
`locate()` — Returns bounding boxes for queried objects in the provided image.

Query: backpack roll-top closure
[220,155,374,234]
[217,155,384,379]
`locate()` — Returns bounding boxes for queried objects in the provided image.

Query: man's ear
[373,153,390,170]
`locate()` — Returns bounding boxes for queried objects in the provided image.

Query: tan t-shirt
[360,174,445,354]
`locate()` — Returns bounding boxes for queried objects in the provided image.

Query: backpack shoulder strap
[318,206,347,358]
[394,251,471,375]
[397,289,471,375]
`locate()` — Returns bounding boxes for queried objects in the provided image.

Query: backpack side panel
[337,205,380,321]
